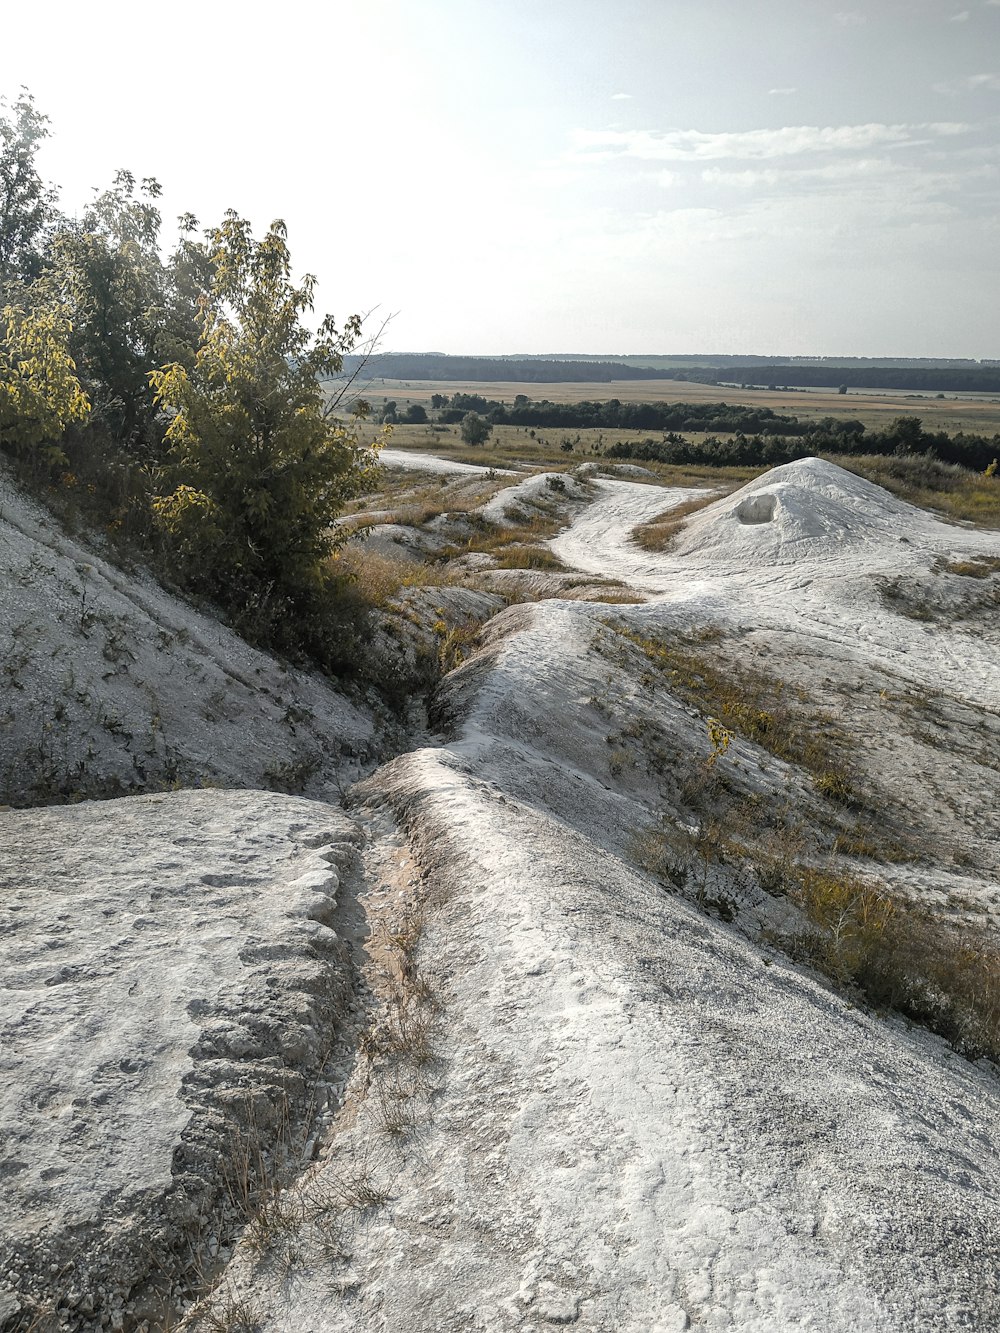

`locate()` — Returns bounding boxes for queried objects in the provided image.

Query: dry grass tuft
[333,548,463,608]
[780,865,1000,1061]
[494,544,566,570]
[835,453,1000,528]
[633,490,726,552]
[937,554,1000,579]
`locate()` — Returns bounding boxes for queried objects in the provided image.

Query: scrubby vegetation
[782,865,1000,1061]
[0,91,383,671]
[611,620,1000,1067]
[604,622,853,797]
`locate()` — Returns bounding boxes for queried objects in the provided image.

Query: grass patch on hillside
[333,548,463,608]
[832,453,1000,527]
[494,544,567,571]
[777,864,1000,1062]
[438,511,564,561]
[875,563,1000,625]
[602,622,852,796]
[937,554,1000,578]
[633,491,726,552]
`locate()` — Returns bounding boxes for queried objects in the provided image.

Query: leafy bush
[151,213,381,660]
[0,303,90,470]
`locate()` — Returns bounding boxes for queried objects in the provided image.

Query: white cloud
[951,9,971,19]
[701,159,898,189]
[610,92,632,100]
[933,72,1000,93]
[570,122,971,163]
[768,87,797,96]
[834,11,867,24]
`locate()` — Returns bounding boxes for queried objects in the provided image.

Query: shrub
[0,302,90,471]
[459,411,491,446]
[151,214,381,659]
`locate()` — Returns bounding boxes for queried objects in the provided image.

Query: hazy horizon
[5,0,999,359]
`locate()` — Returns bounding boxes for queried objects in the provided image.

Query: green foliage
[0,302,90,467]
[460,411,492,446]
[812,770,854,804]
[0,88,56,287]
[42,172,179,454]
[151,212,381,655]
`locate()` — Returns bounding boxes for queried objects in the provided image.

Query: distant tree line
[606,416,1000,473]
[348,353,1000,394]
[346,354,681,383]
[435,393,811,435]
[681,365,1000,394]
[422,394,998,472]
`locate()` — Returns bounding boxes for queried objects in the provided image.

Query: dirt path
[549,478,708,588]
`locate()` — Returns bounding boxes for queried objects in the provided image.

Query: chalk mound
[480,471,591,525]
[672,457,917,564]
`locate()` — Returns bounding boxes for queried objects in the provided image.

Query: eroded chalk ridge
[0,789,362,1331]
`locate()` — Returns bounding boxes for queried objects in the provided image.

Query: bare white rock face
[0,788,360,1325]
[0,462,374,805]
[5,456,1000,1332]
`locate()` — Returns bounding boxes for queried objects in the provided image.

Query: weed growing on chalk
[187,1285,263,1333]
[599,621,854,797]
[333,547,464,608]
[938,554,1000,579]
[432,618,483,673]
[494,544,567,571]
[777,863,1000,1063]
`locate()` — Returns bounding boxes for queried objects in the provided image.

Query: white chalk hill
[0,463,373,805]
[672,457,920,565]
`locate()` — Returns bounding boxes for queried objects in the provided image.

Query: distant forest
[346,353,1000,394]
[424,394,1000,472]
[346,355,679,383]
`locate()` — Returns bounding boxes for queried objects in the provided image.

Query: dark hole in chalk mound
[735,494,777,525]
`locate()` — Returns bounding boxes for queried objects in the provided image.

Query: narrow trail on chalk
[549,477,709,588]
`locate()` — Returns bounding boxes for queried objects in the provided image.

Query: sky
[3,0,999,357]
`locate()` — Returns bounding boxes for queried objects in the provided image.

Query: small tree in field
[151,212,380,653]
[460,410,491,445]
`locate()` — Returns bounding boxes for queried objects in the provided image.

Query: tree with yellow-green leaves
[0,302,90,469]
[151,211,381,654]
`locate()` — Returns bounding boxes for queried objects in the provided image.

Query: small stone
[0,1293,21,1322]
